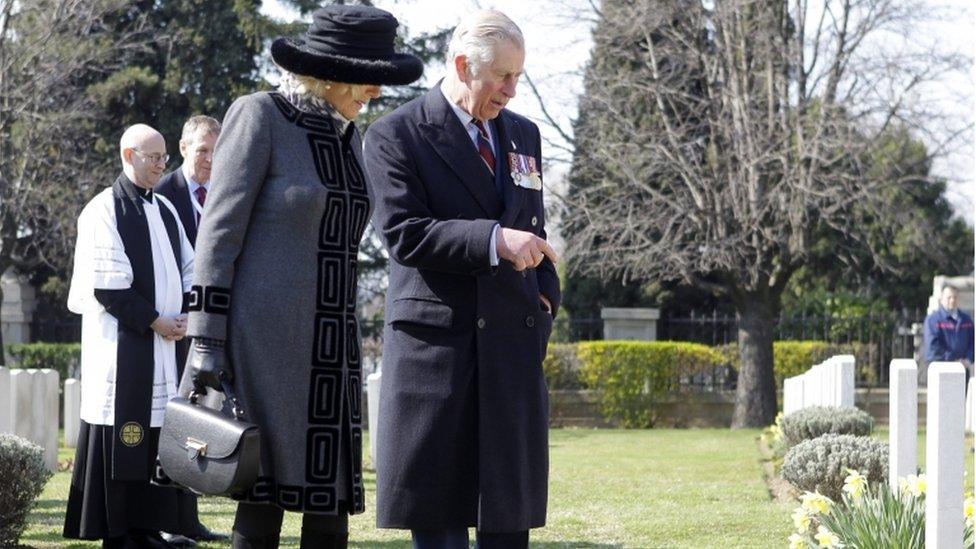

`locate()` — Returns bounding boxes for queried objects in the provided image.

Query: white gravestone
[64,378,81,448]
[367,369,382,468]
[0,366,9,433]
[783,377,799,415]
[889,359,918,489]
[10,369,60,470]
[925,362,965,549]
[802,364,820,409]
[966,378,974,434]
[835,355,855,407]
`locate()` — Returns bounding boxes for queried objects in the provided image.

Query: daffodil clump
[761,412,787,459]
[787,471,975,548]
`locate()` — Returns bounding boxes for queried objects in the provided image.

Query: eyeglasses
[131,148,170,165]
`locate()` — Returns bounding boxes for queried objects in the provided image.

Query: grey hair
[181,115,221,141]
[446,10,524,76]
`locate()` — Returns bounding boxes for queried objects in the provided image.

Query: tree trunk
[731,295,777,428]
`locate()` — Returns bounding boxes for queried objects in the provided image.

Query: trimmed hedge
[543,343,584,390]
[718,340,876,384]
[5,343,81,382]
[577,341,723,428]
[780,406,875,447]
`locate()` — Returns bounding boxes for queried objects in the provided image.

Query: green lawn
[22,429,794,548]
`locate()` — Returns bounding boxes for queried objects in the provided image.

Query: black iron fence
[30,308,923,388]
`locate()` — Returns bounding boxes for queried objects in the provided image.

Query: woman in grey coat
[183,6,421,548]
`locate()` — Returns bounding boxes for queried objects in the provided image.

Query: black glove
[188,338,231,395]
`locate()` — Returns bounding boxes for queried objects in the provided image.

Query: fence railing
[30,310,924,388]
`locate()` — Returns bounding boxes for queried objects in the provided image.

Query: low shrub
[720,340,876,385]
[543,343,584,390]
[780,406,874,447]
[788,471,974,549]
[577,340,723,428]
[781,434,888,501]
[0,434,53,546]
[6,342,81,382]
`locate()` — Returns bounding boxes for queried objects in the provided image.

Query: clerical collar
[119,173,153,202]
[277,71,352,134]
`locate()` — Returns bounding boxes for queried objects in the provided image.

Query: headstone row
[782,355,855,415]
[889,359,970,549]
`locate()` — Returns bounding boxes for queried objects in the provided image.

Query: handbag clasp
[186,438,208,461]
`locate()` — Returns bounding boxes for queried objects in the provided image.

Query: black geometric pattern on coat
[269,93,299,123]
[186,284,231,314]
[233,476,338,513]
[306,426,340,483]
[308,133,344,190]
[266,101,367,514]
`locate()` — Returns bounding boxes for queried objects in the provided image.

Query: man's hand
[151,315,186,341]
[496,228,558,271]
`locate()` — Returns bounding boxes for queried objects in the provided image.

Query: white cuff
[489,224,500,267]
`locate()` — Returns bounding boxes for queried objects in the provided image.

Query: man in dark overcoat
[156,115,221,249]
[364,9,560,549]
[155,114,226,545]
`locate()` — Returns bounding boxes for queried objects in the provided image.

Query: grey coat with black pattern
[186,91,369,515]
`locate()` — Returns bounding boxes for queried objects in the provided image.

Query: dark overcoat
[364,86,561,533]
[156,167,199,247]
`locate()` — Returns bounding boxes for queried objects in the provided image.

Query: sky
[262,0,975,224]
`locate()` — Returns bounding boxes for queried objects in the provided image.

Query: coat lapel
[170,168,198,246]
[494,112,526,227]
[419,87,503,217]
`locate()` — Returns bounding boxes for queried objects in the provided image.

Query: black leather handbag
[159,381,261,496]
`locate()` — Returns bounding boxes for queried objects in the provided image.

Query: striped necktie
[473,119,494,175]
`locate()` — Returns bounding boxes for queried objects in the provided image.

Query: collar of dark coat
[420,84,526,221]
[169,165,188,190]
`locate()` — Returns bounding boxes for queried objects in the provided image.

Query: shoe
[111,532,175,549]
[159,532,196,547]
[194,523,229,542]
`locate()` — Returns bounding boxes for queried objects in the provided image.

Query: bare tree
[0,0,148,359]
[565,0,971,426]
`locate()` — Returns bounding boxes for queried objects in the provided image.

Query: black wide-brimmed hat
[271,5,423,86]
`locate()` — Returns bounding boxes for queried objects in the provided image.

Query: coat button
[477,318,486,329]
[525,316,535,328]
[531,216,538,227]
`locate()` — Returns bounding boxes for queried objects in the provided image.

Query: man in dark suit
[155,115,225,545]
[156,116,220,248]
[364,10,560,549]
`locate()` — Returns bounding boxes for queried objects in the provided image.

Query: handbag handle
[188,373,247,421]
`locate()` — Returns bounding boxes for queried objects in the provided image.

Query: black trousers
[232,501,349,549]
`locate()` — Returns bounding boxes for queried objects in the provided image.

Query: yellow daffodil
[792,507,812,534]
[842,469,867,501]
[801,491,832,515]
[900,474,926,498]
[965,495,974,524]
[814,526,842,548]
[788,532,807,549]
